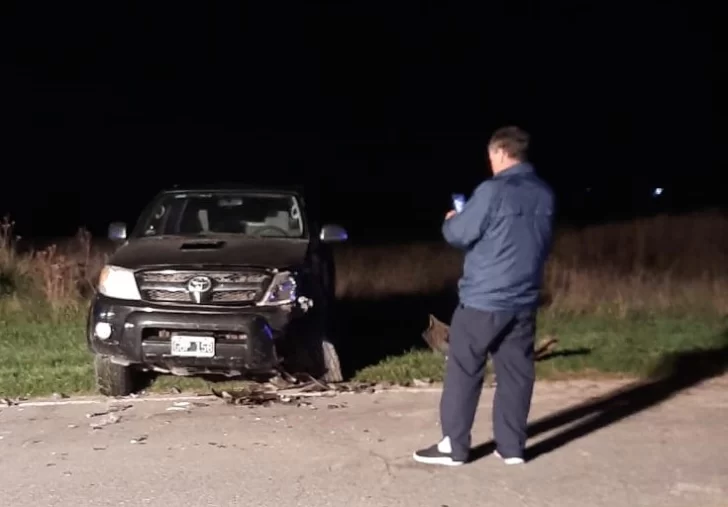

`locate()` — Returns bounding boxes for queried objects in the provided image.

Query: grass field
[355,314,728,385]
[1,212,727,398]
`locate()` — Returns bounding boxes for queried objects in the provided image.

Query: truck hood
[108,236,310,270]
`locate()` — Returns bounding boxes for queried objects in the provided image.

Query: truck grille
[136,270,272,305]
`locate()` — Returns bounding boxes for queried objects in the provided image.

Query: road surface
[1,377,727,507]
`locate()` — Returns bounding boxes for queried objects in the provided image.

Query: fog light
[95,322,112,340]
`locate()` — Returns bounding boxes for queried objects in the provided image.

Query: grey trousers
[440,303,537,461]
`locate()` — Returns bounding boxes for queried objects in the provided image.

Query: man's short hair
[488,126,530,161]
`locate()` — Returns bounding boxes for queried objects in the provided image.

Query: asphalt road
[1,378,727,507]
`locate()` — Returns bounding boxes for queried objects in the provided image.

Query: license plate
[170,335,215,358]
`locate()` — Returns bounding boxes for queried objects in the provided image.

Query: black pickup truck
[86,184,348,396]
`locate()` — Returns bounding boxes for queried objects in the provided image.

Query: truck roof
[161,182,306,196]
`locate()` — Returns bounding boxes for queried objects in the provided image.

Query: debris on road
[90,413,121,429]
[110,403,135,412]
[163,400,209,412]
[213,388,279,406]
[130,435,148,445]
[165,401,196,412]
[1,397,26,407]
[86,404,133,419]
[86,404,134,430]
[211,374,383,407]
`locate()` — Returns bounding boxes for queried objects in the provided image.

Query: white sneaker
[493,449,525,465]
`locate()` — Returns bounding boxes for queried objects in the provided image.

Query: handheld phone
[451,193,466,213]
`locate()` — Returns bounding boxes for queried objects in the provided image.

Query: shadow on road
[470,329,728,463]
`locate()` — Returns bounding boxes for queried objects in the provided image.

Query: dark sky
[1,2,716,241]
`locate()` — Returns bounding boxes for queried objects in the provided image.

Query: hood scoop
[179,240,226,251]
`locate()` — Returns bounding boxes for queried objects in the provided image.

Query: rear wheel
[94,354,143,397]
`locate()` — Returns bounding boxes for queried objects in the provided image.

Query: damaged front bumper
[86,295,311,377]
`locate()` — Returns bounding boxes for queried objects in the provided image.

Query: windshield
[136,192,306,239]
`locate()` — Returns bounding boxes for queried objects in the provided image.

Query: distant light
[653,187,664,197]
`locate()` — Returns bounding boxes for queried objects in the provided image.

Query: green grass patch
[354,313,728,384]
[0,317,94,397]
[0,306,726,398]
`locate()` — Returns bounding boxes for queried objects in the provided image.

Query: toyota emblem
[187,276,213,303]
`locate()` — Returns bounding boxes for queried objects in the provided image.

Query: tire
[320,339,343,383]
[94,354,138,397]
[280,333,344,383]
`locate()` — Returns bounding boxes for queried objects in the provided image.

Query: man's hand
[445,210,457,220]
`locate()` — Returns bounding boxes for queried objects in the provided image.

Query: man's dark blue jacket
[442,162,555,312]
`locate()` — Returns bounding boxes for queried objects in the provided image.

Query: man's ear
[495,148,505,164]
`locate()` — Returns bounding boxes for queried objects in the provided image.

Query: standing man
[413,126,555,466]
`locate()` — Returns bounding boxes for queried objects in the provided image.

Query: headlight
[257,271,297,306]
[98,265,141,301]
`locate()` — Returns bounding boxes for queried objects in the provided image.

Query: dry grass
[1,211,728,316]
[0,217,108,313]
[335,210,728,316]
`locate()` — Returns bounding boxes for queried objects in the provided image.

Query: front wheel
[94,354,143,397]
[280,332,344,383]
[320,339,343,383]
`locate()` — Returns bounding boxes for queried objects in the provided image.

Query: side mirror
[108,222,127,241]
[319,224,348,243]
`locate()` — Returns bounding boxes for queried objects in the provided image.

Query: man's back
[442,161,555,312]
